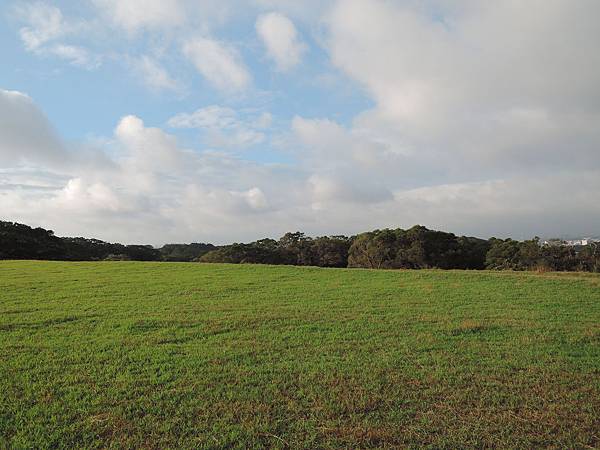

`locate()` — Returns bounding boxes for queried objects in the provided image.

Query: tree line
[1,221,598,272]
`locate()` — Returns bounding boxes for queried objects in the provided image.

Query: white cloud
[168,105,237,129]
[16,2,99,69]
[253,112,273,129]
[0,97,281,243]
[308,174,392,207]
[252,0,333,22]
[256,12,307,71]
[291,116,403,174]
[131,55,180,92]
[168,106,269,149]
[212,128,264,148]
[56,178,124,212]
[2,99,600,244]
[115,115,191,174]
[0,89,66,167]
[325,0,600,172]
[93,0,185,32]
[182,37,251,92]
[237,186,269,211]
[17,2,66,51]
[48,44,100,69]
[391,172,600,239]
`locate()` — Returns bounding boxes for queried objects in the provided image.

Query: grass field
[1,261,599,449]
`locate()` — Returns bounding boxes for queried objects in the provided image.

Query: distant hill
[0,221,214,262]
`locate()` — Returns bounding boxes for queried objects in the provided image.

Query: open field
[1,261,599,448]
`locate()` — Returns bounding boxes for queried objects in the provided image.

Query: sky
[1,0,599,245]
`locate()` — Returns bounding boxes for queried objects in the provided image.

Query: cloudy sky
[1,0,599,245]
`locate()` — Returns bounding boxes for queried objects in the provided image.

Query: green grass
[1,261,599,449]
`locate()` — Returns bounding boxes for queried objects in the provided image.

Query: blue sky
[1,1,370,147]
[1,0,599,244]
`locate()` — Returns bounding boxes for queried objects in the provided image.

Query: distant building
[543,239,565,246]
[543,238,597,247]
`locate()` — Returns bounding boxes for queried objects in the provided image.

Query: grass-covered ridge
[1,261,599,448]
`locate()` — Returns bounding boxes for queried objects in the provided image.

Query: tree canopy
[1,220,598,272]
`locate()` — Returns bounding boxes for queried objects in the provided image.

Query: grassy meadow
[1,261,599,448]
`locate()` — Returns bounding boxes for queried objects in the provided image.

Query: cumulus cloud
[55,178,125,213]
[0,93,282,243]
[114,115,192,176]
[308,174,392,207]
[0,89,66,166]
[256,12,307,71]
[182,37,251,92]
[292,116,406,183]
[2,103,600,243]
[241,186,268,210]
[325,0,600,174]
[391,172,600,239]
